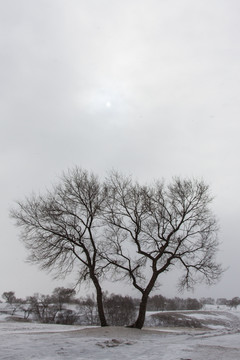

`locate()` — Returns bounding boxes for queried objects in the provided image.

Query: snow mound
[146,310,240,331]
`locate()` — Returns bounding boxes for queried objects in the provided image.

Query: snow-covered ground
[1,306,240,359]
[1,322,240,360]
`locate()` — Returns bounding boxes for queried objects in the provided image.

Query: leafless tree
[2,291,16,304]
[103,173,222,329]
[227,297,240,309]
[78,295,98,325]
[10,167,222,329]
[104,293,136,326]
[51,287,76,311]
[10,167,108,326]
[27,293,58,323]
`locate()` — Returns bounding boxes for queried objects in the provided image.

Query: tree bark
[129,292,149,329]
[130,273,158,329]
[91,273,108,327]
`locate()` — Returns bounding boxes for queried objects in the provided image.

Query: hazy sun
[106,101,112,108]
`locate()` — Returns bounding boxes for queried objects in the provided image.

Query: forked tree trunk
[130,273,158,329]
[91,273,108,327]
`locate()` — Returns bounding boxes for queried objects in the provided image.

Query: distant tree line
[216,297,240,308]
[1,288,136,325]
[2,288,240,326]
[3,288,240,327]
[196,296,240,309]
[147,295,202,311]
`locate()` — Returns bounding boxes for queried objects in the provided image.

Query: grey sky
[1,0,240,299]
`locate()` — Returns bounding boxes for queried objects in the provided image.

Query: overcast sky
[1,0,240,300]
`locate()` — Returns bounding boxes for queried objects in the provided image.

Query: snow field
[1,305,240,359]
[1,323,240,360]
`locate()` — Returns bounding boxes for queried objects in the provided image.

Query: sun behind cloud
[105,101,112,108]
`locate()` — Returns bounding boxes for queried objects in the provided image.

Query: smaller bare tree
[104,294,136,326]
[51,287,76,311]
[2,291,16,305]
[27,293,58,323]
[228,297,240,309]
[78,295,98,325]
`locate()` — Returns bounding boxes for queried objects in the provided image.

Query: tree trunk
[91,274,108,327]
[130,273,158,329]
[129,292,149,329]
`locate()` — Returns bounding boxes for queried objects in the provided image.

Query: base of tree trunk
[126,323,143,329]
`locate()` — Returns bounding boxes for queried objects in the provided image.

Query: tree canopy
[103,172,222,328]
[10,168,108,326]
[11,167,222,329]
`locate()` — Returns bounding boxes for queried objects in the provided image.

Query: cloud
[1,0,240,298]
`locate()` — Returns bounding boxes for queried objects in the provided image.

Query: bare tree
[27,293,58,323]
[104,293,136,326]
[104,173,222,329]
[51,287,76,311]
[227,297,240,309]
[147,294,166,311]
[10,168,108,326]
[2,291,16,304]
[78,295,98,325]
[10,167,222,329]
